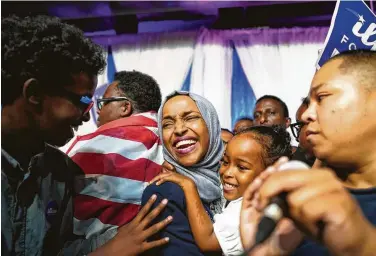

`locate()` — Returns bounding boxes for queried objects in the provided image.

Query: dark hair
[237,125,292,167]
[114,70,162,113]
[2,15,106,105]
[327,50,376,90]
[236,117,253,122]
[256,95,290,118]
[221,128,234,135]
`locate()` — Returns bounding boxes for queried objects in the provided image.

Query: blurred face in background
[221,129,233,149]
[295,103,314,159]
[233,119,253,134]
[253,99,291,128]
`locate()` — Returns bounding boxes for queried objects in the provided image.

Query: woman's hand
[149,171,196,191]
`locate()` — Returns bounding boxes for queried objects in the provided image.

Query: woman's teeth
[176,140,196,148]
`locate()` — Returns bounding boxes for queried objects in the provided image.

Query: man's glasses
[290,121,305,142]
[97,97,130,110]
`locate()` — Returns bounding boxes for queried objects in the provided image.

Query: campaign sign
[316,0,376,69]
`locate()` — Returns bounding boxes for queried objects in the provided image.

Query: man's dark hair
[114,70,162,113]
[221,128,234,135]
[2,15,106,105]
[327,50,376,90]
[236,117,254,122]
[256,95,290,118]
[237,125,292,167]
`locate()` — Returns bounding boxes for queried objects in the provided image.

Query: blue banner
[316,0,376,68]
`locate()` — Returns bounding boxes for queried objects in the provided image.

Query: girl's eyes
[238,165,248,171]
[221,159,229,166]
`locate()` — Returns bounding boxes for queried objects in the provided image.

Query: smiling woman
[142,91,224,256]
[161,95,210,167]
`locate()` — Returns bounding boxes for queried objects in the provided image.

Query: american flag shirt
[66,112,163,239]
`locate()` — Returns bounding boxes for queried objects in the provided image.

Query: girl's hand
[161,160,176,173]
[149,172,196,191]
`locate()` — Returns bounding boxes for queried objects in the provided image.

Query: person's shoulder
[142,182,185,204]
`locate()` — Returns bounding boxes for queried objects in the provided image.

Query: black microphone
[250,161,310,252]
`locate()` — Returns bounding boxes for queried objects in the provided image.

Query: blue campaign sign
[316,0,376,69]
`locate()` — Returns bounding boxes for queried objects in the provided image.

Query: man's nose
[302,104,316,123]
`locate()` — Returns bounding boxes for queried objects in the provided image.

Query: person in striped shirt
[67,70,165,253]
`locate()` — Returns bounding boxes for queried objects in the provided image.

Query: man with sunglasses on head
[2,16,171,256]
[66,70,164,253]
[290,97,315,166]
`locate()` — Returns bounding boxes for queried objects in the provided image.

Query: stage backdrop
[60,26,328,151]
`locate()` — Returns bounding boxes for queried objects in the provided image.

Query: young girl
[149,125,292,255]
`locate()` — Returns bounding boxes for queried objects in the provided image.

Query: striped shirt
[67,112,163,239]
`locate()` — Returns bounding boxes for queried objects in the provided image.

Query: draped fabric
[111,31,197,99]
[232,27,328,127]
[189,28,233,129]
[67,112,163,239]
[62,26,328,148]
[231,45,257,128]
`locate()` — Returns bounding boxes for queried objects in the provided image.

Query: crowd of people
[2,15,376,256]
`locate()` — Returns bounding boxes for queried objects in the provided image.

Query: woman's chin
[178,160,198,167]
[175,153,204,167]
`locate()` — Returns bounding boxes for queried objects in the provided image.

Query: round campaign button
[45,200,59,223]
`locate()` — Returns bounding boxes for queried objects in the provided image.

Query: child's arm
[149,172,221,252]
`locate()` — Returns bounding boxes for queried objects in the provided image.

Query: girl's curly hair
[236,125,293,167]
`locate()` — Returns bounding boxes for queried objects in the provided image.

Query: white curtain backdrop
[190,28,233,129]
[232,27,326,123]
[61,27,327,151]
[111,31,197,99]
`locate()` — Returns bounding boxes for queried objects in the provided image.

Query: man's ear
[285,117,292,128]
[23,78,44,106]
[120,101,133,117]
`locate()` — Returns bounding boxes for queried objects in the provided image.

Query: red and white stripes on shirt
[67,112,163,239]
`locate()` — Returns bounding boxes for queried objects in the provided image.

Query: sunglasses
[46,87,94,116]
[290,121,306,142]
[96,97,130,110]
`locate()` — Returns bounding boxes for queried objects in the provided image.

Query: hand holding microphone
[240,157,305,256]
[242,158,376,256]
[251,160,309,250]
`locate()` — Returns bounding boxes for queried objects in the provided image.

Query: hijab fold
[158,91,224,207]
